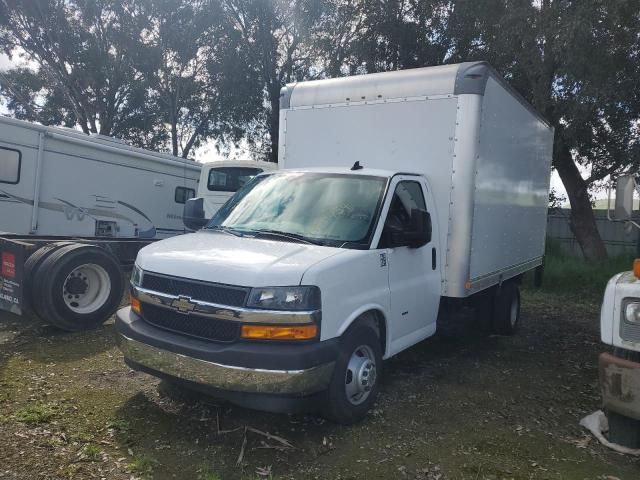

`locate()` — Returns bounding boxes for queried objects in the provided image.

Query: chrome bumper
[117,333,335,395]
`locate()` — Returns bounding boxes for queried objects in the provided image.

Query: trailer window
[207,167,263,192]
[175,186,195,204]
[0,147,21,184]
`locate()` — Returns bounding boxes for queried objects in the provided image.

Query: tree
[0,0,153,138]
[445,0,640,260]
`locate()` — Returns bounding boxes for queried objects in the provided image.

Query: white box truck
[0,115,201,331]
[116,62,554,423]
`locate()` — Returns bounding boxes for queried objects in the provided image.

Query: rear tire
[493,282,521,335]
[32,243,124,331]
[323,324,382,425]
[23,242,74,320]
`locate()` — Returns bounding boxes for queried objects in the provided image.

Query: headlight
[247,286,320,311]
[131,264,143,287]
[625,301,640,324]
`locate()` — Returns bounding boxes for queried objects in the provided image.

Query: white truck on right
[600,175,640,447]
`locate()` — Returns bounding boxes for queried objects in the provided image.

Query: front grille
[141,303,240,342]
[141,272,248,307]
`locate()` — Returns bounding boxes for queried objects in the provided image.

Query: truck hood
[136,231,345,287]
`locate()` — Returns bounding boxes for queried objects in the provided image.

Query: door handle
[432,248,436,270]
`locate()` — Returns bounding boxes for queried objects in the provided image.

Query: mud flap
[0,237,32,316]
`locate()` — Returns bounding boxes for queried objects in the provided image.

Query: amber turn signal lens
[633,259,640,279]
[131,297,142,315]
[241,324,318,340]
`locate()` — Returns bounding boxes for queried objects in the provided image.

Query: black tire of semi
[31,243,124,331]
[607,410,640,448]
[492,281,521,335]
[323,324,382,425]
[23,242,75,319]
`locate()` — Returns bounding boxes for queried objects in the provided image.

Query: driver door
[378,176,441,355]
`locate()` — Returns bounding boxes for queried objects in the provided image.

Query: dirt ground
[1,290,639,480]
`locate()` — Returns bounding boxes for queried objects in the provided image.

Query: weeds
[527,238,633,296]
[81,444,101,461]
[15,401,60,425]
[128,455,156,478]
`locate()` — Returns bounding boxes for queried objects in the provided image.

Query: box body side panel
[469,77,553,285]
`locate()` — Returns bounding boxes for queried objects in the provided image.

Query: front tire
[323,324,382,425]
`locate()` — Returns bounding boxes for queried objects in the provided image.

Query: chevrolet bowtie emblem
[171,295,196,314]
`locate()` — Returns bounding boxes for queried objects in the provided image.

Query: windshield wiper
[252,229,323,246]
[204,225,244,237]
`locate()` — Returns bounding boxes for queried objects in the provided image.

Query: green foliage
[537,238,632,295]
[15,401,60,425]
[128,455,156,478]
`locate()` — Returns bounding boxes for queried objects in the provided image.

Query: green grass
[128,455,156,478]
[535,238,633,295]
[15,401,60,425]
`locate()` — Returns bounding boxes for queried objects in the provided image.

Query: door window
[0,147,21,184]
[379,181,427,248]
[175,186,195,204]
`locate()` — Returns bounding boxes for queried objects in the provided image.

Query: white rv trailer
[0,115,201,331]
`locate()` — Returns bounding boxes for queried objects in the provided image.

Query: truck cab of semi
[600,175,640,447]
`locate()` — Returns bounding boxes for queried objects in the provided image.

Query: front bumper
[599,352,640,420]
[115,307,337,397]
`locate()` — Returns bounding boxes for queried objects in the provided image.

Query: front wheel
[323,324,382,425]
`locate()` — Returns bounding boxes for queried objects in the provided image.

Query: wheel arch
[337,305,389,358]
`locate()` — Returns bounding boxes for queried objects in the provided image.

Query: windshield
[207,172,387,248]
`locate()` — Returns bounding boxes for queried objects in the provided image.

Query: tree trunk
[554,148,608,260]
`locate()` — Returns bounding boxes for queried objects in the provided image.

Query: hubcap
[345,345,377,405]
[62,264,111,315]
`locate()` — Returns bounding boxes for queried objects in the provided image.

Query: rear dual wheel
[474,281,521,335]
[28,243,124,331]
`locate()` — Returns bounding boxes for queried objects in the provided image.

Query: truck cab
[191,160,277,223]
[117,167,440,423]
[599,175,640,447]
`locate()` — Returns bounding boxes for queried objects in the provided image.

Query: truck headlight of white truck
[624,300,640,325]
[247,286,320,311]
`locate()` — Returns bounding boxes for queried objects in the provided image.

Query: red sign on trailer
[0,238,30,316]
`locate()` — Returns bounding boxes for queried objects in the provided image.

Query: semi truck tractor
[115,61,554,423]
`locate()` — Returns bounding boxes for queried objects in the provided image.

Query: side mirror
[390,209,432,248]
[183,197,208,231]
[615,175,635,221]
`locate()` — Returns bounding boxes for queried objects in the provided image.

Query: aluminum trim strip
[134,286,320,324]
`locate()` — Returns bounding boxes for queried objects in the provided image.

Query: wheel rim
[62,264,111,315]
[344,344,377,405]
[510,294,520,327]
